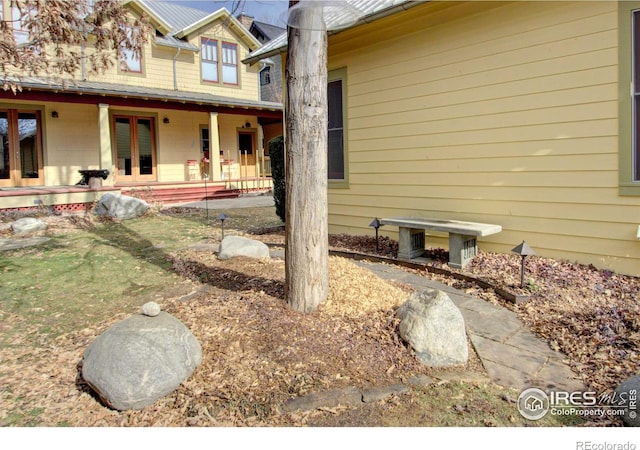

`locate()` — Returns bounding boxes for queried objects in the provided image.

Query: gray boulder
[396,289,468,367]
[614,375,640,427]
[11,217,47,235]
[94,193,149,220]
[218,235,270,260]
[82,310,202,411]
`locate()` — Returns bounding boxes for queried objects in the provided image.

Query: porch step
[119,185,241,205]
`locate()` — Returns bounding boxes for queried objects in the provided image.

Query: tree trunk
[284,6,329,313]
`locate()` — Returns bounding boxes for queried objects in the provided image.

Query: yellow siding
[327,1,640,276]
[91,15,260,101]
[156,111,210,182]
[44,103,101,185]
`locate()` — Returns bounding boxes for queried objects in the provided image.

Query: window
[120,27,142,73]
[222,42,238,85]
[328,68,347,184]
[260,66,271,86]
[620,3,640,195]
[201,39,239,85]
[10,5,30,45]
[201,38,218,82]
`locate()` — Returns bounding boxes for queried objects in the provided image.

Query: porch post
[208,112,222,182]
[98,103,114,186]
[257,124,265,177]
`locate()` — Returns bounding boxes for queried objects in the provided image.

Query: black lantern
[217,213,229,240]
[511,240,536,288]
[369,218,384,252]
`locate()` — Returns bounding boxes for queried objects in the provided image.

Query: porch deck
[0,177,273,213]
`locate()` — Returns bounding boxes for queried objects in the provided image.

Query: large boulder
[614,375,640,427]
[11,217,47,235]
[218,235,270,260]
[82,305,202,411]
[396,289,468,367]
[94,193,149,220]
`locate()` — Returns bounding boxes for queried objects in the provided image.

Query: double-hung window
[620,3,640,195]
[201,38,238,85]
[221,42,238,85]
[328,68,348,185]
[10,5,30,45]
[201,38,219,83]
[120,26,142,73]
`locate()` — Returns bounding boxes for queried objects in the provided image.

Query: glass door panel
[0,110,43,187]
[113,115,155,182]
[137,119,153,176]
[0,112,9,181]
[115,117,133,177]
[18,113,39,179]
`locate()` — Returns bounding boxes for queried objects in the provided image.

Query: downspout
[172,47,181,91]
[81,41,86,80]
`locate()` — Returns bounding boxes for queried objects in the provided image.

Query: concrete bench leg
[398,227,425,260]
[448,233,477,269]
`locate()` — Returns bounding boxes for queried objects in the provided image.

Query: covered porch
[0,78,282,212]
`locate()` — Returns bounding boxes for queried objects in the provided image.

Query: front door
[238,131,255,177]
[0,109,44,187]
[114,115,156,182]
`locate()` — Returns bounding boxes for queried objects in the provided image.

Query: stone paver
[351,259,585,394]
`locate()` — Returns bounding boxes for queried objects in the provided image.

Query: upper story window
[221,42,238,85]
[260,66,271,86]
[120,26,142,74]
[201,38,238,86]
[201,37,219,82]
[5,4,31,45]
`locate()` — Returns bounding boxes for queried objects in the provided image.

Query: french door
[113,115,156,182]
[0,109,44,187]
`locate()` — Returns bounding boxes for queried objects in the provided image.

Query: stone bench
[379,217,502,269]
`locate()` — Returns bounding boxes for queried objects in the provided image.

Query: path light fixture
[369,218,384,252]
[511,240,536,288]
[217,213,229,240]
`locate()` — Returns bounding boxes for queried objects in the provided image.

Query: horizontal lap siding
[328,1,640,275]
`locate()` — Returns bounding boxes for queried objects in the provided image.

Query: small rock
[82,311,202,411]
[94,193,149,220]
[141,302,161,317]
[396,289,468,367]
[11,217,47,235]
[218,235,270,260]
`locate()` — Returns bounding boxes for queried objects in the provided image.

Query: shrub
[269,135,285,223]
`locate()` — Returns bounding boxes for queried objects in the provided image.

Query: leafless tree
[0,0,151,92]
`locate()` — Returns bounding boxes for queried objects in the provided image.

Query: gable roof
[129,0,262,52]
[250,20,286,42]
[243,0,420,64]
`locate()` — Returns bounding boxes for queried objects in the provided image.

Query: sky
[166,1,290,26]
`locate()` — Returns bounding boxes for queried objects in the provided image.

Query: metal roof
[243,0,420,64]
[14,76,282,112]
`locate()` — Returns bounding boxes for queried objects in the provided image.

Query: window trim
[201,37,219,83]
[619,2,640,195]
[119,26,144,75]
[221,41,239,86]
[328,67,349,188]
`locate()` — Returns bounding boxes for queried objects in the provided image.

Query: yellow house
[0,0,283,210]
[246,1,640,276]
